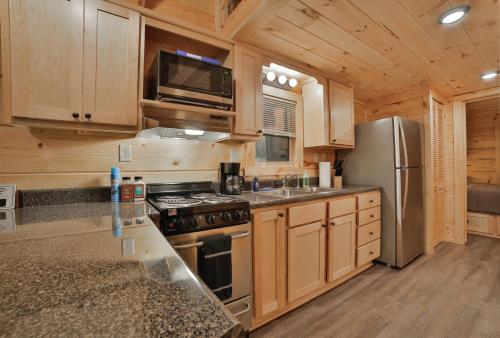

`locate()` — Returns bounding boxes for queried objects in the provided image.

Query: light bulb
[480,71,499,80]
[438,6,470,24]
[289,78,298,87]
[184,129,205,136]
[278,75,287,85]
[266,71,276,82]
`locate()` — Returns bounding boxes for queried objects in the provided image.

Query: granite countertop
[240,185,381,209]
[0,203,242,338]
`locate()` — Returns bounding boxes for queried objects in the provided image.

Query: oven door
[167,222,252,304]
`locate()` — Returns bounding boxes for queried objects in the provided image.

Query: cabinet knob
[369,199,374,203]
[332,139,337,143]
[369,231,374,235]
[322,223,327,228]
[330,221,335,226]
[72,112,80,119]
[84,113,92,119]
[370,214,374,218]
[369,251,374,255]
[257,130,263,134]
[278,212,284,218]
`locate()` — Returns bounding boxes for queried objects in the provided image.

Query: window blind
[262,95,296,137]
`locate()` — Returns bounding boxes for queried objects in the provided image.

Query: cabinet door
[288,221,325,302]
[9,0,84,122]
[253,209,286,320]
[83,0,139,126]
[327,214,356,282]
[233,44,262,136]
[329,80,355,147]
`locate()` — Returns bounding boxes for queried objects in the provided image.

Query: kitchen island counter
[0,203,242,338]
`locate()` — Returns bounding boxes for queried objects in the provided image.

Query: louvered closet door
[431,99,446,245]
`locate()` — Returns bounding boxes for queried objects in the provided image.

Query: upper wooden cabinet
[8,0,139,128]
[9,0,84,123]
[82,0,139,126]
[329,81,355,147]
[232,44,263,138]
[303,79,355,148]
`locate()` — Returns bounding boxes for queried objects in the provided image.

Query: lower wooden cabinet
[357,239,381,267]
[467,212,500,238]
[327,213,356,282]
[252,209,286,319]
[288,221,326,302]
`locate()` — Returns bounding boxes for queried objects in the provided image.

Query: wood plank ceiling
[238,0,500,101]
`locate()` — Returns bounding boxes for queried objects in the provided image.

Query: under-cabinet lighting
[438,6,470,24]
[184,129,205,136]
[480,71,499,80]
[266,71,276,82]
[278,75,288,85]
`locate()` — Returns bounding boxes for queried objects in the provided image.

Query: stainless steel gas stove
[146,181,252,331]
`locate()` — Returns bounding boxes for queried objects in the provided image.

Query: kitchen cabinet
[233,44,263,138]
[82,0,139,126]
[329,80,355,147]
[252,209,286,320]
[327,213,356,282]
[288,221,325,302]
[8,0,139,128]
[303,78,355,148]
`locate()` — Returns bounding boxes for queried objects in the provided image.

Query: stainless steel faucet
[282,174,300,189]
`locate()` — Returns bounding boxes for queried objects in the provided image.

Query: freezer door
[394,117,423,168]
[396,168,424,267]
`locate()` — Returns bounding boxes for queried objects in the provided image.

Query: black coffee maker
[220,162,245,195]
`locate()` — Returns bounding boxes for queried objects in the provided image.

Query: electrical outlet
[121,237,135,256]
[119,144,132,162]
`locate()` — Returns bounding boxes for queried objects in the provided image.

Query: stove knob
[191,216,198,227]
[232,211,241,222]
[221,212,230,222]
[206,214,216,225]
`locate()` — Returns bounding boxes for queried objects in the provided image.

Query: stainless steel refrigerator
[338,117,424,268]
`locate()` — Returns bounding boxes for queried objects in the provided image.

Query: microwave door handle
[172,230,250,250]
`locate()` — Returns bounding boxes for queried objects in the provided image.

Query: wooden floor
[251,235,500,338]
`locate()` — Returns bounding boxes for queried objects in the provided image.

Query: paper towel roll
[319,162,331,188]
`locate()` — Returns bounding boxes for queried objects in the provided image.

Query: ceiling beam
[220,0,292,41]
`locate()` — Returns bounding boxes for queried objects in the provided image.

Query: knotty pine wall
[0,125,244,190]
[466,96,500,184]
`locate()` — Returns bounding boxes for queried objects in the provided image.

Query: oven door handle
[172,230,251,250]
[231,302,251,317]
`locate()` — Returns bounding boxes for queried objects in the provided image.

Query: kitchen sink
[255,187,345,198]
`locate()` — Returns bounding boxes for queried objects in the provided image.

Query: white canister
[319,162,331,188]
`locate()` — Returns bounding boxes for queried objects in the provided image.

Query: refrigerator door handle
[402,169,408,219]
[399,118,409,168]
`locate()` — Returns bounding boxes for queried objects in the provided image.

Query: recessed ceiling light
[480,71,499,80]
[266,71,276,82]
[278,75,287,85]
[438,5,470,24]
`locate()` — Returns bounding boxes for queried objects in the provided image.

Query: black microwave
[149,50,233,111]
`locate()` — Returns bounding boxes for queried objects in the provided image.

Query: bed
[467,184,500,237]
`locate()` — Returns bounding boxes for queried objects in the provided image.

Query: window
[245,85,304,176]
[255,94,296,162]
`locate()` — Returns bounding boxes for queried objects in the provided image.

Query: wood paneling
[466,96,500,184]
[237,0,499,101]
[0,125,242,189]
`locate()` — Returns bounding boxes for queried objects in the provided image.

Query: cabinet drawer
[328,197,356,218]
[467,212,496,234]
[357,221,381,247]
[357,239,380,267]
[288,201,326,227]
[357,191,381,210]
[358,206,381,226]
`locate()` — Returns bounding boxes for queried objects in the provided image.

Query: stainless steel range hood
[137,102,232,141]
